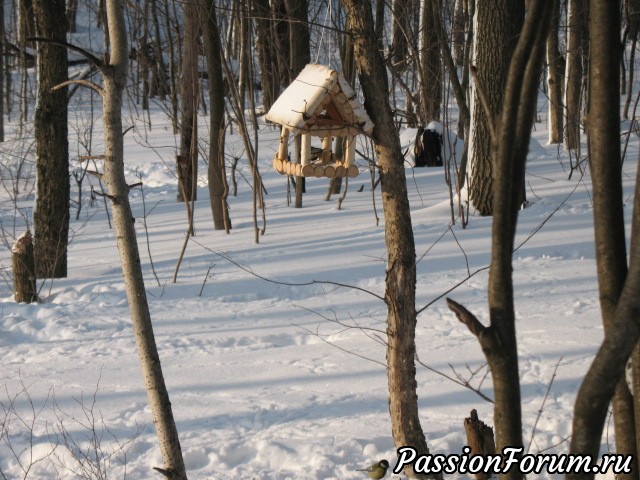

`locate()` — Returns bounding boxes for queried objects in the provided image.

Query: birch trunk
[102,1,188,477]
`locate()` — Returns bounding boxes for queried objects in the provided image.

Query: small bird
[357,459,389,479]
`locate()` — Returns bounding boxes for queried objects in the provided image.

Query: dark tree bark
[419,0,442,123]
[0,0,5,142]
[564,0,588,151]
[33,0,69,279]
[391,0,412,65]
[284,0,310,209]
[468,0,524,216]
[12,231,37,304]
[178,0,200,202]
[341,0,441,478]
[252,0,280,111]
[449,3,557,479]
[568,3,640,479]
[200,0,231,231]
[546,0,564,144]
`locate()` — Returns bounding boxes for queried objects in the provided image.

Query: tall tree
[419,0,442,123]
[341,0,441,478]
[564,0,588,151]
[101,1,188,477]
[284,0,310,208]
[178,0,200,202]
[546,0,563,144]
[200,0,231,231]
[32,0,69,279]
[449,4,557,479]
[467,0,525,216]
[568,2,640,478]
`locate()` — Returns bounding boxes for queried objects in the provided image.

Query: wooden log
[313,165,324,177]
[301,132,311,166]
[294,163,303,177]
[278,126,289,161]
[322,136,333,163]
[463,409,496,480]
[335,165,347,177]
[345,135,356,166]
[301,164,315,177]
[324,165,336,178]
[347,165,359,178]
[12,230,37,303]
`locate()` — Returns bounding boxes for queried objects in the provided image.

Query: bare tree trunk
[12,230,37,303]
[568,3,640,479]
[564,0,587,151]
[66,0,79,33]
[391,0,411,65]
[546,0,564,144]
[468,0,524,216]
[419,0,442,123]
[33,0,69,279]
[285,0,309,209]
[200,0,231,231]
[449,4,556,479]
[0,0,5,142]
[178,0,199,202]
[102,1,187,478]
[341,1,441,478]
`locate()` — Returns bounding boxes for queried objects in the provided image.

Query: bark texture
[33,0,69,279]
[12,230,37,303]
[468,0,524,216]
[200,0,231,231]
[419,0,442,123]
[103,1,187,477]
[546,0,563,144]
[564,0,588,151]
[341,0,441,478]
[568,3,639,479]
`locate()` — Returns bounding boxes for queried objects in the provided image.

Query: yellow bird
[357,459,390,479]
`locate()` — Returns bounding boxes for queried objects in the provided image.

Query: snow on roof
[265,64,374,138]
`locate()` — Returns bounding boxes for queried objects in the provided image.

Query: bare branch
[50,79,103,96]
[446,297,487,338]
[26,37,106,71]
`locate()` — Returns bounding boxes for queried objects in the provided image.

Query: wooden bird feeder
[265,64,374,179]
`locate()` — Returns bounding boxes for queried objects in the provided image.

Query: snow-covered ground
[0,90,636,479]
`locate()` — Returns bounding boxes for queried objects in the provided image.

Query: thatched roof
[265,64,374,138]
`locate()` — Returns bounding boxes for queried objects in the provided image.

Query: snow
[0,70,635,480]
[0,105,632,479]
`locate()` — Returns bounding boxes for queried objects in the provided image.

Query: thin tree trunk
[546,0,564,144]
[341,1,441,478]
[449,4,556,480]
[102,1,187,477]
[564,0,587,151]
[200,0,231,231]
[568,3,639,479]
[178,0,199,202]
[419,0,442,123]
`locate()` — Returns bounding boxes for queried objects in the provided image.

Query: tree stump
[12,230,38,303]
[464,409,496,480]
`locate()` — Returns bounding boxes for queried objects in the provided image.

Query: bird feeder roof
[265,64,374,138]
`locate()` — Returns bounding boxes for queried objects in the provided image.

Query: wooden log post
[301,132,311,166]
[322,136,333,163]
[278,126,289,160]
[464,409,496,480]
[12,230,38,303]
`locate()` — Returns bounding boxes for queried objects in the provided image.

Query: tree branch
[446,297,487,338]
[51,79,104,96]
[26,37,106,71]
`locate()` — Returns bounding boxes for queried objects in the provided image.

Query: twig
[527,356,563,454]
[470,65,498,141]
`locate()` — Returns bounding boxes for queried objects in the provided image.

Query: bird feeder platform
[265,64,373,179]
